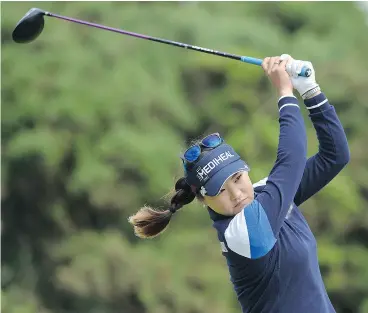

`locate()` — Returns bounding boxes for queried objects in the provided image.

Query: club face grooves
[12,8,46,43]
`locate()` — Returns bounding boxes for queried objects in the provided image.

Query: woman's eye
[219,189,225,194]
[235,174,242,182]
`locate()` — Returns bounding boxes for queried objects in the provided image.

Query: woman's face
[203,171,254,216]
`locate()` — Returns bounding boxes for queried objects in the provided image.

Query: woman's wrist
[304,90,322,99]
[278,88,294,98]
[302,85,321,99]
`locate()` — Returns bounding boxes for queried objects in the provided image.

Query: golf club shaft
[46,12,310,77]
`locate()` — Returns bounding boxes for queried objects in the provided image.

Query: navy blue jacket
[209,93,350,313]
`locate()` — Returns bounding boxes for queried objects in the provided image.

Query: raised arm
[254,55,307,237]
[224,55,307,259]
[293,93,350,206]
[255,94,307,236]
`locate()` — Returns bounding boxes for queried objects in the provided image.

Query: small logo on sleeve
[286,203,294,219]
[220,242,228,253]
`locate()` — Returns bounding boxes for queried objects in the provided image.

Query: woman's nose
[229,187,242,201]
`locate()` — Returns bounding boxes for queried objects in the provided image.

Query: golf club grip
[240,56,311,77]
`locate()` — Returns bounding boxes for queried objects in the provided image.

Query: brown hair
[128,177,201,239]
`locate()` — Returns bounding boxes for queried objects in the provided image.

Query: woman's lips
[234,198,248,210]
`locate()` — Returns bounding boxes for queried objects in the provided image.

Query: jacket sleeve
[224,96,307,259]
[293,93,350,206]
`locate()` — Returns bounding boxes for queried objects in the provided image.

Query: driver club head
[12,8,47,43]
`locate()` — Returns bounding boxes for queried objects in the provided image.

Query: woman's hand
[280,54,320,99]
[262,55,294,98]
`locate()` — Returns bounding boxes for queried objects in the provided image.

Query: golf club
[12,8,312,77]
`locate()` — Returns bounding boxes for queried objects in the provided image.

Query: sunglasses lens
[202,134,222,148]
[184,145,201,162]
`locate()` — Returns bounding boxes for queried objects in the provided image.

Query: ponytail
[128,177,196,239]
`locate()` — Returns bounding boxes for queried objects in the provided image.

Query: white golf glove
[280,54,319,98]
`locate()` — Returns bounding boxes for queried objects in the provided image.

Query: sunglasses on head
[181,133,223,164]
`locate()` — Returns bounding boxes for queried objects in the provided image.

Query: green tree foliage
[2,2,368,313]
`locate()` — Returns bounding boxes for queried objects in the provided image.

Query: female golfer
[129,54,350,312]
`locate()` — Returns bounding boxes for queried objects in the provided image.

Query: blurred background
[1,2,368,313]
